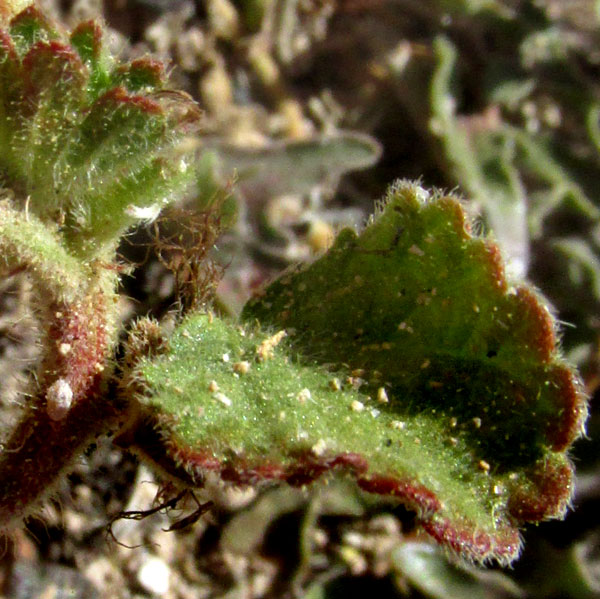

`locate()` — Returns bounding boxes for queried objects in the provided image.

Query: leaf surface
[132,182,586,563]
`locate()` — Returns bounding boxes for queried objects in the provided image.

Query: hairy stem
[0,282,120,529]
[0,392,122,530]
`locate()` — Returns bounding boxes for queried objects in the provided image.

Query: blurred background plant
[2,0,600,597]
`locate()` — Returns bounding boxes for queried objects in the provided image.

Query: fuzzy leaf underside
[0,7,200,258]
[133,182,585,563]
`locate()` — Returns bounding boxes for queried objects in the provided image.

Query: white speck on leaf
[233,361,251,374]
[214,392,232,407]
[256,330,287,361]
[297,388,311,403]
[311,439,327,456]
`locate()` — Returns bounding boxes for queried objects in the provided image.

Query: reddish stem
[0,295,118,530]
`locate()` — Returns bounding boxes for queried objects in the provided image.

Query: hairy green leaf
[129,182,585,563]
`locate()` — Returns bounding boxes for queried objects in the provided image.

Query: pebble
[137,556,170,596]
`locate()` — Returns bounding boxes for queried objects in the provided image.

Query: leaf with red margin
[8,5,58,55]
[130,182,586,564]
[114,58,166,92]
[69,20,112,100]
[16,40,87,199]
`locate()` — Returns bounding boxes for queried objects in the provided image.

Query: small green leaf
[8,5,57,55]
[16,41,87,215]
[69,20,112,99]
[69,20,102,66]
[113,58,166,92]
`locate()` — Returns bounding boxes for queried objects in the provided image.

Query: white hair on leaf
[125,203,162,223]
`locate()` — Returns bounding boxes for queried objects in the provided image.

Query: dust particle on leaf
[256,330,287,361]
